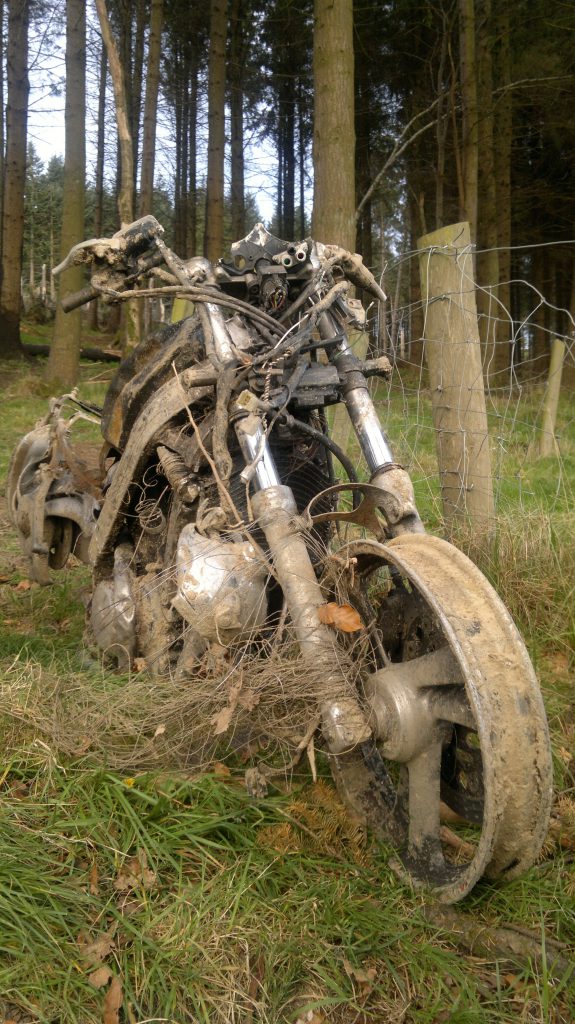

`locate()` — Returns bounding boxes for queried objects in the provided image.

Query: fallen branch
[423,905,574,981]
[23,342,121,363]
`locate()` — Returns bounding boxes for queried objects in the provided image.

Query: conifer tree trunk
[204,0,227,262]
[458,0,478,241]
[187,59,198,255]
[493,0,512,363]
[0,0,5,267]
[0,0,29,357]
[88,41,107,331]
[45,0,86,388]
[96,0,134,226]
[229,0,245,240]
[282,80,296,239]
[131,0,146,190]
[476,0,502,383]
[139,0,163,216]
[312,0,355,250]
[95,0,139,350]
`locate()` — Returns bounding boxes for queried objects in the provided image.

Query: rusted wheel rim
[329,534,553,903]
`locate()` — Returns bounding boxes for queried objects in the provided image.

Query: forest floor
[0,327,574,1023]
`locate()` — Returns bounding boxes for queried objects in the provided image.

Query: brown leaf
[213,761,232,777]
[78,933,115,965]
[133,657,146,672]
[211,705,234,736]
[153,723,166,739]
[237,689,260,711]
[88,965,113,989]
[89,860,99,896]
[317,602,363,632]
[14,579,32,591]
[103,975,123,1024]
[114,851,156,891]
[339,954,376,987]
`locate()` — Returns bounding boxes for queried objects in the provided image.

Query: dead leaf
[213,761,232,777]
[103,975,123,1024]
[318,602,363,632]
[78,933,115,964]
[73,735,93,756]
[7,779,29,799]
[238,689,260,711]
[14,579,32,591]
[88,965,113,989]
[89,860,99,896]
[133,657,146,672]
[211,705,234,736]
[153,723,166,739]
[114,851,156,891]
[339,954,376,987]
[0,573,13,584]
[116,894,145,917]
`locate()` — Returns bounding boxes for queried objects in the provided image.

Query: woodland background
[0,2,575,1022]
[0,0,574,383]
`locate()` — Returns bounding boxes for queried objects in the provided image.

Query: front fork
[233,354,422,754]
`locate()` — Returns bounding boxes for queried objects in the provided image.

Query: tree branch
[355,99,439,223]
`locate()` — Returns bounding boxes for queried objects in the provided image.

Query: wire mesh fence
[369,237,575,534]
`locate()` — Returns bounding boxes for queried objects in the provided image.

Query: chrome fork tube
[318,312,423,533]
[234,412,371,754]
[318,311,394,472]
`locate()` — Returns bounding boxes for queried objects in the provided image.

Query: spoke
[427,686,476,729]
[407,645,462,687]
[407,740,445,871]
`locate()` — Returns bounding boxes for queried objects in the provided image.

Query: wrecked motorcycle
[7,216,552,902]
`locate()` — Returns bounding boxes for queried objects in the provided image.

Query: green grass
[1,345,574,1022]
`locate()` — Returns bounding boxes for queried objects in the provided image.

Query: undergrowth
[0,351,574,1022]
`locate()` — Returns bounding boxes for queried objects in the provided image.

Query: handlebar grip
[60,284,100,313]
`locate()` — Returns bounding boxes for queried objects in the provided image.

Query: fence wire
[368,242,575,529]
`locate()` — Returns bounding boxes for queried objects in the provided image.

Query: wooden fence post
[418,221,495,536]
[538,338,565,457]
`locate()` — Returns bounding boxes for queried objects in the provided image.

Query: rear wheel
[328,534,552,903]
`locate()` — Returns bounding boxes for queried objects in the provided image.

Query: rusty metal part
[313,242,386,302]
[250,484,371,755]
[89,369,216,570]
[306,480,422,538]
[7,422,100,582]
[90,542,136,666]
[329,534,552,903]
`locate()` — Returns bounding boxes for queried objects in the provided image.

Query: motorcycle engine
[172,525,268,645]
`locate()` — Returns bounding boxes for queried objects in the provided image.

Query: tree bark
[493,0,512,361]
[475,0,503,384]
[139,0,163,217]
[229,0,245,240]
[131,0,146,191]
[187,58,198,256]
[0,0,30,357]
[95,0,139,351]
[45,0,86,389]
[0,0,5,267]
[312,0,355,250]
[458,0,478,242]
[96,0,134,226]
[88,40,108,331]
[204,0,227,262]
